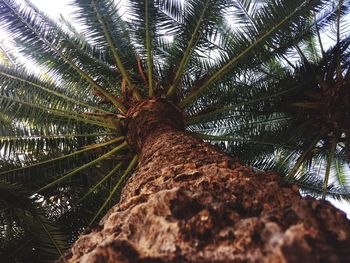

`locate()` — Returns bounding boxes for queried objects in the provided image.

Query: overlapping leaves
[0,0,347,261]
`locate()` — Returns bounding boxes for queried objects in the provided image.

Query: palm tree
[203,0,350,201]
[0,0,349,262]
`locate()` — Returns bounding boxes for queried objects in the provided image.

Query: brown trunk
[62,99,350,263]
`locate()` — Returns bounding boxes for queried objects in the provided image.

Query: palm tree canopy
[0,0,349,261]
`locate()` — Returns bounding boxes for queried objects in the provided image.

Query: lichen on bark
[61,99,350,263]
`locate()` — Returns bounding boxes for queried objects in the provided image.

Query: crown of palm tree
[0,0,348,261]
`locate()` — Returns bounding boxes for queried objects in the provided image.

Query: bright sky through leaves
[2,0,350,217]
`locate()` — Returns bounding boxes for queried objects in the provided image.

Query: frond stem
[145,0,154,97]
[78,162,123,204]
[91,0,141,101]
[287,137,321,179]
[0,137,124,176]
[0,95,113,128]
[89,154,138,225]
[166,0,210,98]
[180,0,313,108]
[36,141,128,193]
[186,86,300,125]
[322,137,337,199]
[3,1,126,112]
[0,70,112,114]
[0,133,115,141]
[193,133,298,150]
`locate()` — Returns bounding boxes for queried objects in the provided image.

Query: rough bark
[62,99,350,263]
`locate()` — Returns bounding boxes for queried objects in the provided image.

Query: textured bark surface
[62,99,350,263]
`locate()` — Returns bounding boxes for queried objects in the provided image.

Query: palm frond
[180,0,328,108]
[0,0,126,111]
[72,0,142,100]
[36,141,128,193]
[0,1,349,261]
[89,154,138,225]
[0,182,68,262]
[165,0,229,98]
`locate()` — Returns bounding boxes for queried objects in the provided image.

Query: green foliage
[0,182,67,262]
[0,0,349,261]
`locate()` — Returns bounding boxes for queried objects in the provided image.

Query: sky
[1,0,350,218]
[29,0,73,16]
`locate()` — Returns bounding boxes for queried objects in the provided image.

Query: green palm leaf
[0,0,349,261]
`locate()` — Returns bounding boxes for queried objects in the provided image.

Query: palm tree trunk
[62,99,350,263]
